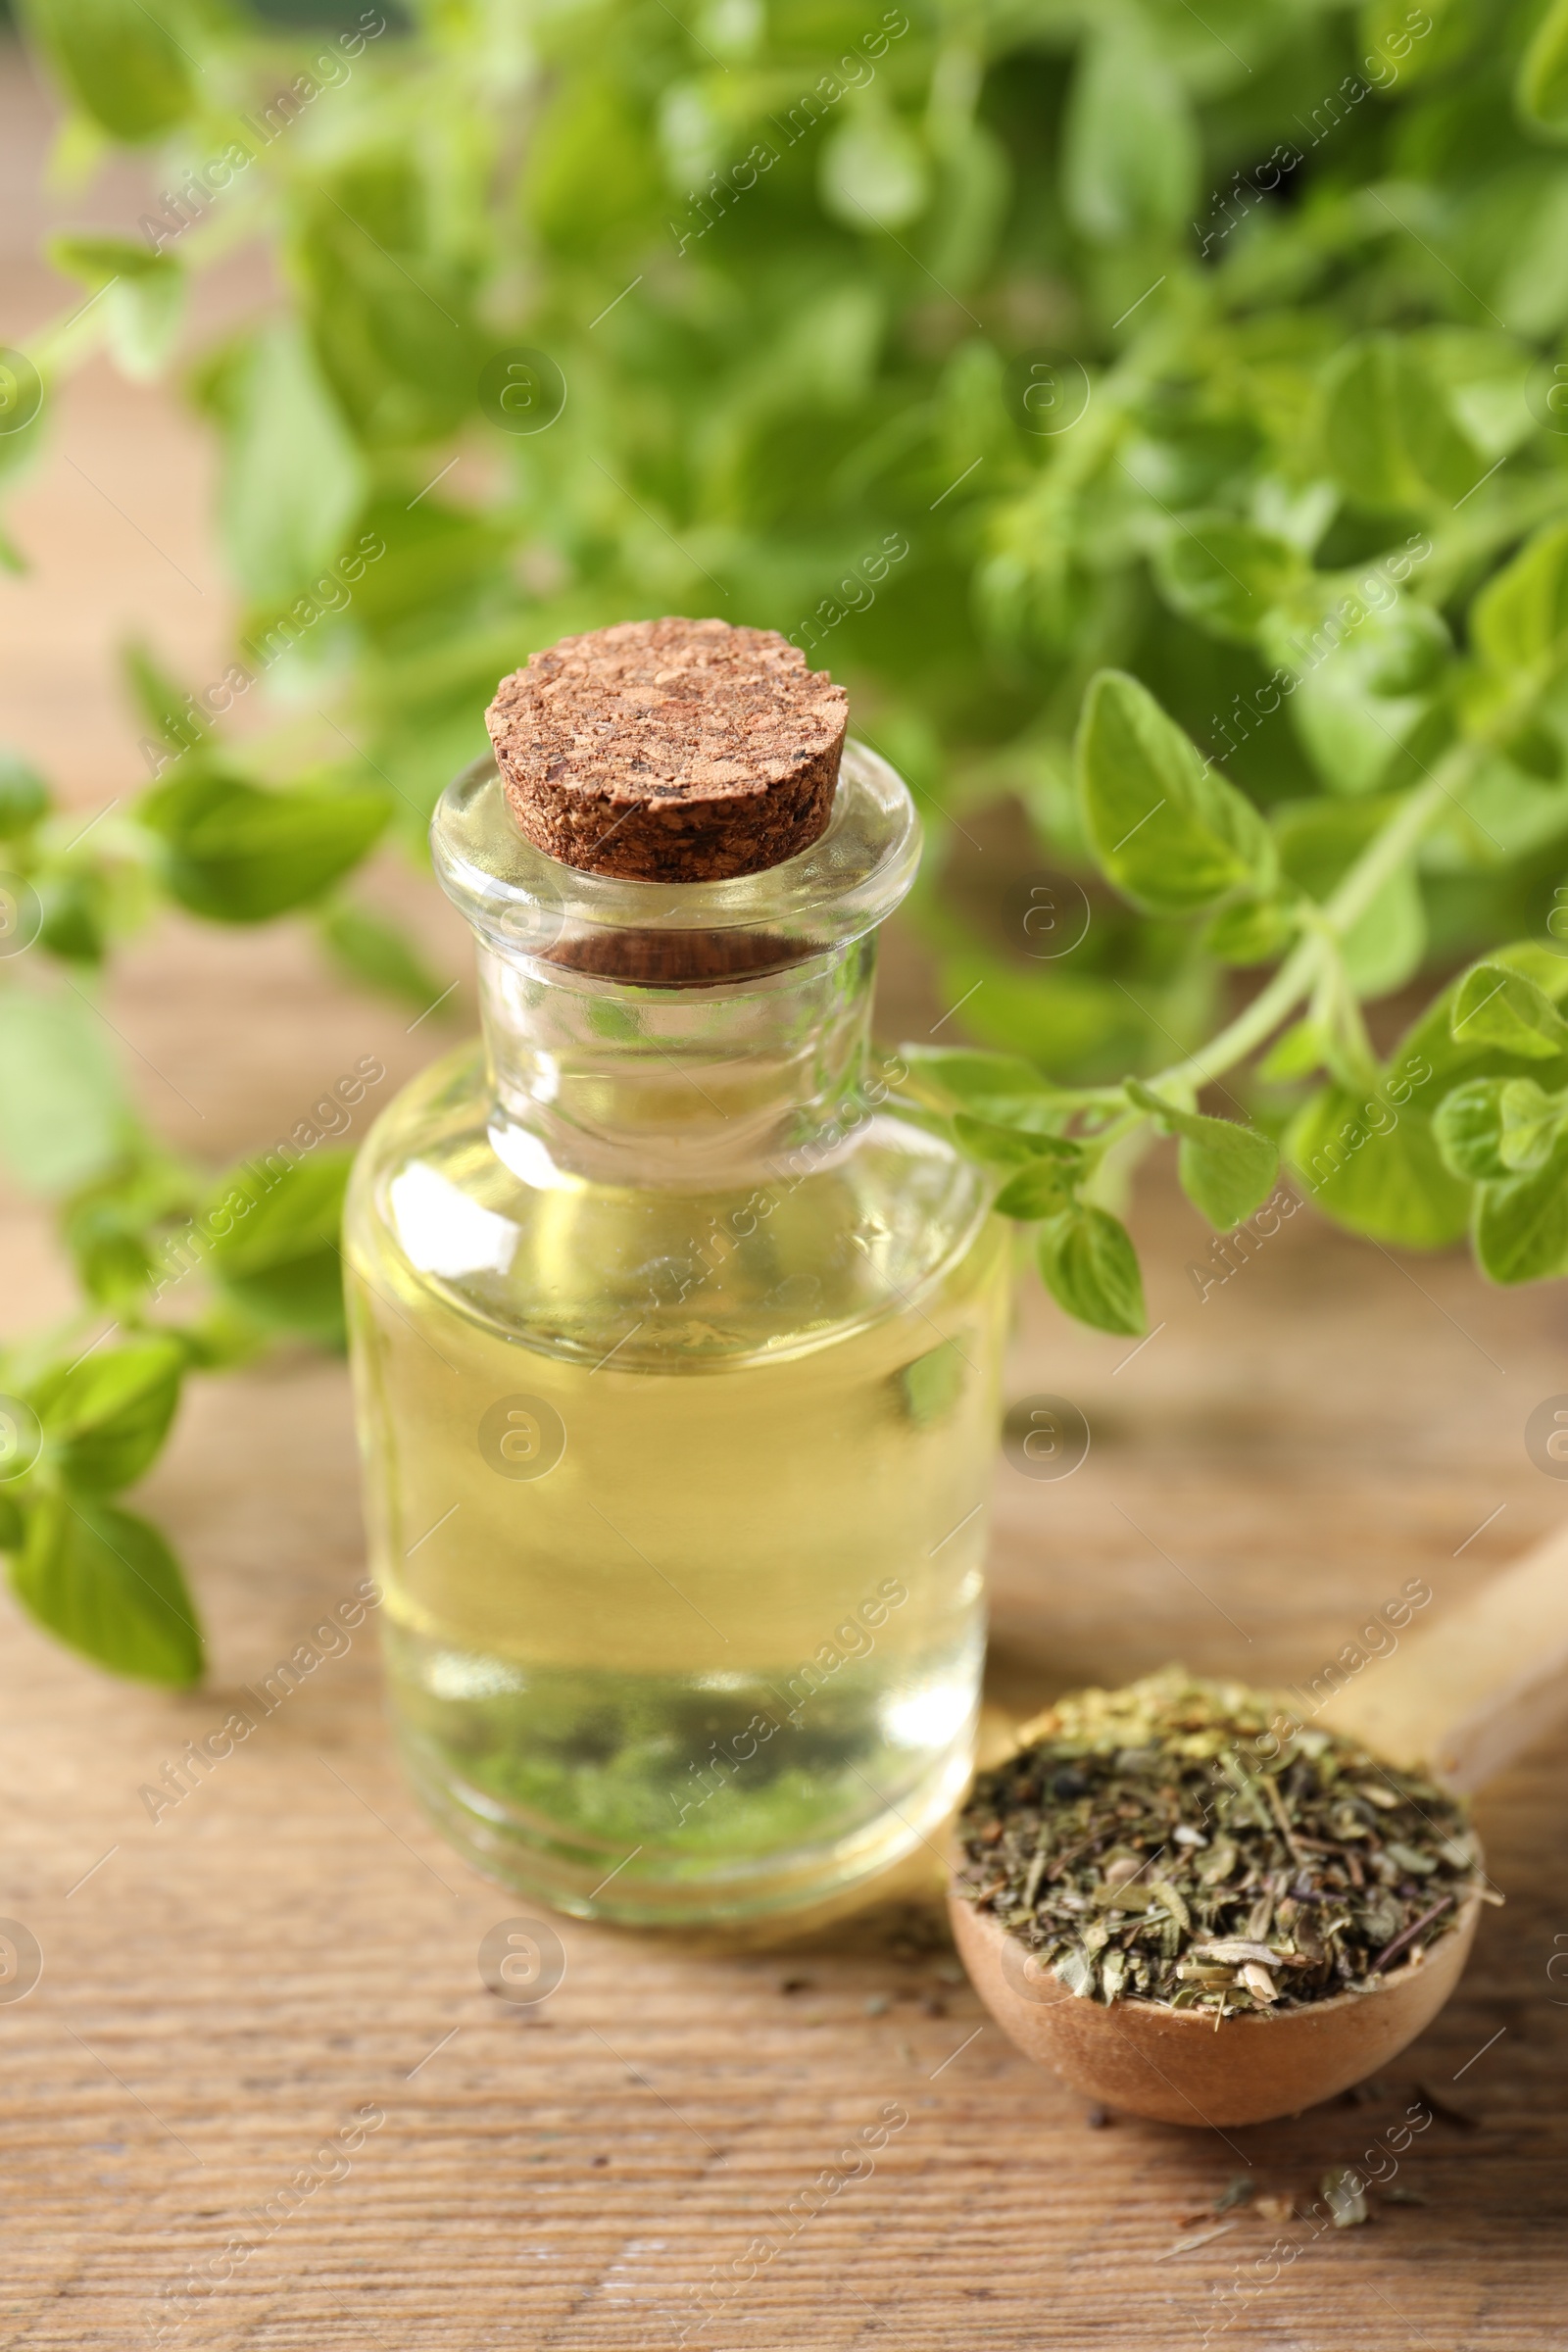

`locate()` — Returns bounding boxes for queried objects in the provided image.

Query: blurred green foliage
[7,0,1568,1672]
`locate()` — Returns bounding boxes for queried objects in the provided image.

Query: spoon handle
[1318,1519,1568,1791]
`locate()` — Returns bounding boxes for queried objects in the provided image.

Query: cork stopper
[484,617,849,883]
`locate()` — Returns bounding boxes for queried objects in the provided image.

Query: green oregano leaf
[28,1338,184,1492]
[1434,1077,1566,1182]
[898,1047,1074,1133]
[46,235,186,380]
[37,870,110,965]
[953,1115,1081,1169]
[899,1047,1060,1106]
[1518,0,1568,134]
[0,752,51,837]
[139,766,389,924]
[1449,962,1568,1060]
[992,1158,1079,1220]
[1176,1127,1279,1233]
[1060,29,1198,244]
[1496,1081,1565,1170]
[1037,1205,1147,1336]
[1258,1019,1328,1083]
[0,987,130,1196]
[1396,942,1568,1095]
[208,322,368,605]
[1320,337,1483,509]
[899,1340,964,1426]
[1127,1082,1279,1230]
[1202,897,1297,967]
[1473,1131,1568,1284]
[1433,1079,1515,1182]
[11,1495,203,1685]
[1151,514,1302,647]
[1471,518,1568,677]
[1361,0,1462,87]
[19,0,197,142]
[204,1151,354,1349]
[318,902,450,1013]
[1286,1085,1470,1249]
[819,106,931,233]
[1075,670,1277,916]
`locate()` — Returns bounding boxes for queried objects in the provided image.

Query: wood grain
[1320,1518,1568,1789]
[4,1184,1567,2351]
[3,43,1566,2349]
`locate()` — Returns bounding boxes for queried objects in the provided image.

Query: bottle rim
[430,737,920,966]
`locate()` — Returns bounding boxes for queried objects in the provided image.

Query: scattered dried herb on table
[955,1670,1495,2016]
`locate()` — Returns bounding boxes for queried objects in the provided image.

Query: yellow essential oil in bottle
[346,636,1008,1925]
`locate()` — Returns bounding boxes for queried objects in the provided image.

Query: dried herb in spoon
[955,1669,1494,2015]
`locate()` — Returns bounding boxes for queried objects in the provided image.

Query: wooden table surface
[5,1166,1567,2352]
[3,44,1566,2352]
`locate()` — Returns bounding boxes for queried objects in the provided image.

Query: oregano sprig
[8,0,1568,1676]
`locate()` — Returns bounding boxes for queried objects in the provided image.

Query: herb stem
[1149,935,1319,1095]
[1149,748,1481,1094]
[1322,748,1477,937]
[1370,1889,1454,1975]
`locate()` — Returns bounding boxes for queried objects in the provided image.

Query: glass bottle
[344,739,1010,1926]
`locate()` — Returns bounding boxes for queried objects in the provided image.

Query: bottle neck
[476,939,879,1188]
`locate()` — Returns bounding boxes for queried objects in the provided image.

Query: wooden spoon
[950,1524,1568,2128]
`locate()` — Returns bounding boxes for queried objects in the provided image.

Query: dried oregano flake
[955,1669,1491,2016]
